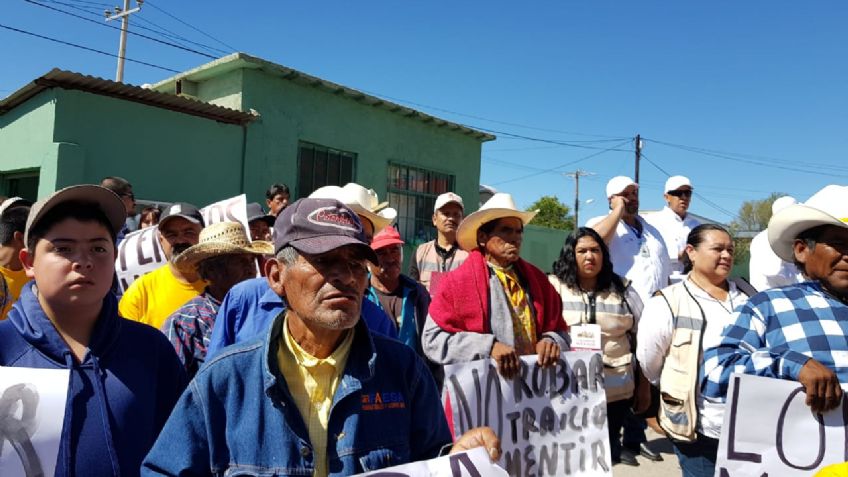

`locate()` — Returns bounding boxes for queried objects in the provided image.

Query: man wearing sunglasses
[645,175,701,280]
[101,176,138,240]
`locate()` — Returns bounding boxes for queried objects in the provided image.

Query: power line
[640,153,740,221]
[143,0,237,52]
[23,0,218,59]
[358,88,629,140]
[64,0,112,7]
[40,0,229,56]
[467,124,634,151]
[491,138,633,186]
[646,137,848,177]
[0,22,180,73]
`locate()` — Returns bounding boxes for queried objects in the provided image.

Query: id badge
[639,240,650,258]
[569,324,602,351]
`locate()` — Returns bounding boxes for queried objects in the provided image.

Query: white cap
[605,176,638,198]
[0,196,32,218]
[664,175,692,193]
[434,192,464,213]
[771,196,797,215]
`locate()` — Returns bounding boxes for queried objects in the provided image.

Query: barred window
[297,142,356,198]
[386,163,454,245]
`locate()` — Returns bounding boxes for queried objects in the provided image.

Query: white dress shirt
[587,215,671,303]
[748,229,805,291]
[643,206,701,276]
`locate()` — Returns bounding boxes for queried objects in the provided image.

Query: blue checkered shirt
[161,290,221,379]
[702,281,848,401]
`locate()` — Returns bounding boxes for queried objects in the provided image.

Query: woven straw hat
[456,193,537,251]
[768,185,848,262]
[174,221,273,270]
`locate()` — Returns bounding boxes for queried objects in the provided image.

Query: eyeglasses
[668,189,693,198]
[121,192,135,201]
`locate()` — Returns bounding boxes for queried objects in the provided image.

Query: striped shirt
[162,290,221,379]
[702,282,848,401]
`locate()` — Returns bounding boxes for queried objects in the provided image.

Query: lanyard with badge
[569,291,602,351]
[626,222,650,258]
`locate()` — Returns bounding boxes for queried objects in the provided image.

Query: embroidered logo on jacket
[360,391,405,411]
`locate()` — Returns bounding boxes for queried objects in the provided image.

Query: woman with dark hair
[138,206,161,229]
[548,226,649,466]
[636,224,756,477]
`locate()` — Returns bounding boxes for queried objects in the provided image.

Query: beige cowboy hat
[174,221,274,270]
[309,183,396,232]
[456,192,538,251]
[768,185,848,262]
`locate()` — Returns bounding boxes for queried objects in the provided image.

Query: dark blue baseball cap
[274,198,378,263]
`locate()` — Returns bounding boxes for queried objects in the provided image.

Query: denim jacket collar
[262,314,378,400]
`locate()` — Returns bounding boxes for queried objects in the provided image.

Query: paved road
[613,429,681,477]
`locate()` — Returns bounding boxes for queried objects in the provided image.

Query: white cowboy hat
[174,221,273,270]
[768,185,848,262]
[309,183,396,232]
[456,192,538,251]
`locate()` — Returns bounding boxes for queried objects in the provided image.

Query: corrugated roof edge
[0,69,257,126]
[152,52,496,142]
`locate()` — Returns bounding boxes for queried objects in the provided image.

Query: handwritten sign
[444,352,611,477]
[355,447,508,477]
[115,195,250,292]
[0,367,70,477]
[716,373,848,477]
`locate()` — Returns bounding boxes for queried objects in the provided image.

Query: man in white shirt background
[748,195,805,291]
[644,175,700,282]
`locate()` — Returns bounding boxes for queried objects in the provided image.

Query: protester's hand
[535,339,560,368]
[450,426,502,461]
[798,358,843,413]
[632,372,652,415]
[491,342,519,379]
[610,195,627,211]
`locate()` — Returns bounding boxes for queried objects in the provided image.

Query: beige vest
[656,278,755,442]
[414,241,468,291]
[549,276,635,403]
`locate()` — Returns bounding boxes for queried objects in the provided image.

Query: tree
[527,195,574,230]
[730,192,788,232]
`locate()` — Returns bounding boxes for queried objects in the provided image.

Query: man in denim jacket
[142,198,499,477]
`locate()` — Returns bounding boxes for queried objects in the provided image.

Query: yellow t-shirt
[816,463,848,477]
[277,314,353,477]
[0,265,30,320]
[118,264,205,330]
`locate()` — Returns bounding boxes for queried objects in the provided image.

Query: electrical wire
[143,0,237,52]
[23,0,217,59]
[491,139,633,186]
[0,23,180,73]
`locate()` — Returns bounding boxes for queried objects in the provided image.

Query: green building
[1,53,492,244]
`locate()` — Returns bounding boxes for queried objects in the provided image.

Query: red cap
[370,226,404,250]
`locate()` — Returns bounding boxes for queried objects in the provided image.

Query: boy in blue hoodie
[0,185,187,477]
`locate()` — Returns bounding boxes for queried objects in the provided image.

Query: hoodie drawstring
[90,356,122,476]
[59,353,75,475]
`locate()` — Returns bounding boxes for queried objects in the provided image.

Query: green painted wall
[49,89,245,205]
[0,90,58,197]
[238,69,483,209]
[521,225,569,274]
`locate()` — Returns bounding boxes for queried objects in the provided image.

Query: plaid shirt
[162,290,222,379]
[702,281,848,401]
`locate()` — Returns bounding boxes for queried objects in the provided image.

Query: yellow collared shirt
[277,314,354,477]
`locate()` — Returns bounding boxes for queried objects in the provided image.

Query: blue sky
[3,1,846,225]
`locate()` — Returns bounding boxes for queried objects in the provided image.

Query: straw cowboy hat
[768,185,848,262]
[309,183,397,232]
[456,193,538,251]
[174,222,274,270]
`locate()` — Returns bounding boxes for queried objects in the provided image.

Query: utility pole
[105,0,143,82]
[564,170,594,227]
[634,133,642,184]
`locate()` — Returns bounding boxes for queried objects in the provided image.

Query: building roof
[152,53,496,142]
[0,69,257,126]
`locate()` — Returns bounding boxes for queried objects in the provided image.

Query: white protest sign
[0,367,70,477]
[444,351,611,477]
[115,194,251,292]
[199,193,249,233]
[355,447,508,477]
[715,373,848,477]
